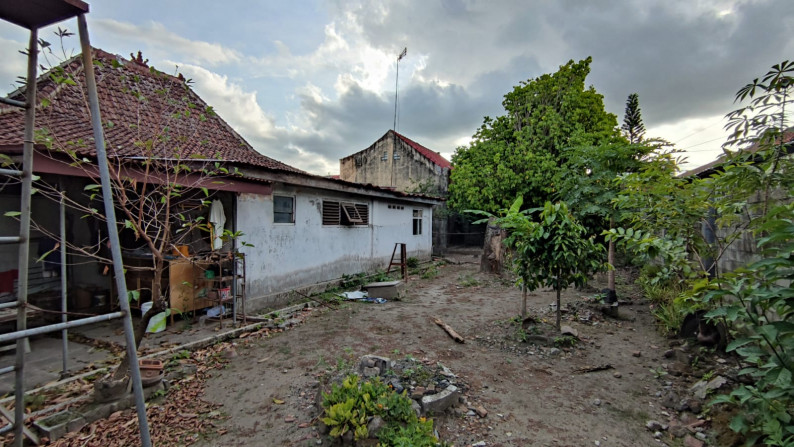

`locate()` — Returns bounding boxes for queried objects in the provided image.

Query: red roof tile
[0,48,304,174]
[392,131,451,169]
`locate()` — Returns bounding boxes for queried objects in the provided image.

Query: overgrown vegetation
[321,375,440,446]
[608,61,794,446]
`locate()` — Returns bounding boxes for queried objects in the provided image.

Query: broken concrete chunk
[421,385,459,415]
[357,355,391,377]
[560,325,578,337]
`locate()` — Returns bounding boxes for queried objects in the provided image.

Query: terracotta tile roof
[393,131,451,169]
[0,48,303,174]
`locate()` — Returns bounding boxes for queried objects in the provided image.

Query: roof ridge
[392,130,451,169]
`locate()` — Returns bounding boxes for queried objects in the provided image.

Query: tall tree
[621,93,646,144]
[449,57,621,214]
[558,142,654,293]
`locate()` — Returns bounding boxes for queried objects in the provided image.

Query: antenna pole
[393,59,399,130]
[393,48,406,131]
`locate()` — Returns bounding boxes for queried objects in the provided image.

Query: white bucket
[141,301,166,333]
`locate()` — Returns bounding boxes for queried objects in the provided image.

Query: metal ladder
[0,2,151,446]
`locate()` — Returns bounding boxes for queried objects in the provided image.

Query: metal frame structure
[0,2,152,445]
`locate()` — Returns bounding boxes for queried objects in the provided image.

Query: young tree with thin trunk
[471,198,604,327]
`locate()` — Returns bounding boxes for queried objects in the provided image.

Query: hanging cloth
[209,199,226,250]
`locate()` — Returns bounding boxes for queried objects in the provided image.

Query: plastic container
[172,245,189,257]
[141,301,166,333]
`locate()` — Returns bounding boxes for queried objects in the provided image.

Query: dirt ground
[192,247,693,447]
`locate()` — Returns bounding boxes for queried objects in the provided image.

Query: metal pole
[393,58,399,131]
[60,194,68,376]
[0,312,125,344]
[77,14,152,447]
[231,197,237,326]
[13,28,37,447]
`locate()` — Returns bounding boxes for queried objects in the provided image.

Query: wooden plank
[432,317,464,343]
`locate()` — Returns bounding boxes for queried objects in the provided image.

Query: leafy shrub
[321,375,439,445]
[406,257,420,268]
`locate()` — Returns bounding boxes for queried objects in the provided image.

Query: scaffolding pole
[13,27,38,447]
[0,2,152,445]
[77,13,152,447]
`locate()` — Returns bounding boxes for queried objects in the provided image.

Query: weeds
[421,266,439,280]
[553,336,577,348]
[458,274,480,287]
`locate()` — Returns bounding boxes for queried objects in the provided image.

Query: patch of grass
[458,274,480,287]
[279,346,292,355]
[652,300,685,336]
[421,266,439,280]
[553,335,577,348]
[171,349,191,361]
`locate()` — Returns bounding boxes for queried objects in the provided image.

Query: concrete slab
[363,281,405,299]
[0,337,113,394]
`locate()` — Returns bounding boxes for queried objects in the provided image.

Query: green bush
[321,375,439,445]
[406,257,420,268]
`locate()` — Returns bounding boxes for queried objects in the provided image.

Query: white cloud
[649,114,730,170]
[176,63,277,139]
[93,19,242,67]
[0,36,29,94]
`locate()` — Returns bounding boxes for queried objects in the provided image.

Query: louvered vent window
[322,201,369,226]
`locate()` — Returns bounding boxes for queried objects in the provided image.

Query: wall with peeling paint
[236,186,433,311]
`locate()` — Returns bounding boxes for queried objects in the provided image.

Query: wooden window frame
[413,209,423,235]
[273,195,295,224]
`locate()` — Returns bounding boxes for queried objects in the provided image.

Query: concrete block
[34,410,81,441]
[363,281,405,299]
[420,385,459,415]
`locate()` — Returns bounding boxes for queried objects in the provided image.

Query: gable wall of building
[340,134,448,195]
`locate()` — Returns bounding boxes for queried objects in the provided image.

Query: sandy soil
[195,247,680,447]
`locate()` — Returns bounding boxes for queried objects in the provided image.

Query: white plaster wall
[236,187,433,310]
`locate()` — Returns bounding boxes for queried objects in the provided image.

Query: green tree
[449,57,621,214]
[473,198,604,327]
[700,61,794,446]
[558,142,654,292]
[604,61,794,445]
[621,93,646,144]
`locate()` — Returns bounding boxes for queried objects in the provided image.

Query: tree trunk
[556,287,561,329]
[521,283,527,320]
[481,217,506,274]
[608,217,616,293]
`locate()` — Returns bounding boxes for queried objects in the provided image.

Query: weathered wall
[236,186,433,312]
[340,133,449,195]
[713,190,790,275]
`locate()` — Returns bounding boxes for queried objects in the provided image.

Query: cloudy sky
[1,0,792,174]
